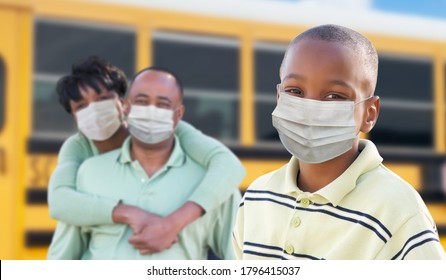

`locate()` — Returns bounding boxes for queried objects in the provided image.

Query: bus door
[0,3,30,259]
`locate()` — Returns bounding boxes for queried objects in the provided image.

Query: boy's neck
[297,139,360,193]
[93,125,129,154]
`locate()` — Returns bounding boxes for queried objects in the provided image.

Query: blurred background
[0,0,445,259]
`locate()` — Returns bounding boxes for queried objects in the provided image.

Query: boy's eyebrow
[283,74,354,91]
[282,73,306,82]
[328,79,354,91]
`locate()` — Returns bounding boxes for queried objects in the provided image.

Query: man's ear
[361,96,380,134]
[177,104,185,120]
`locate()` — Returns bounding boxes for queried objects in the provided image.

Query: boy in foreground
[232,24,445,260]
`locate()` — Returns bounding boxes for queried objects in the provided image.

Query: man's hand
[128,218,179,255]
[112,204,160,234]
[112,201,204,255]
[128,202,204,255]
[112,203,180,254]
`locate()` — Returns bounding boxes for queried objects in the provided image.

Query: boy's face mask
[127,105,174,144]
[76,99,121,141]
[272,91,372,164]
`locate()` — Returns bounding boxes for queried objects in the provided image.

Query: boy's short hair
[282,24,379,93]
[56,55,128,113]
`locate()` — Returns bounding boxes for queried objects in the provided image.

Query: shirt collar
[118,135,185,168]
[269,155,301,196]
[271,139,383,206]
[316,139,383,206]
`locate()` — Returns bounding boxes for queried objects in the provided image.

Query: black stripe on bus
[25,231,53,247]
[27,135,446,163]
[26,188,48,204]
[420,191,446,203]
[230,144,446,162]
[437,226,446,235]
[27,137,62,154]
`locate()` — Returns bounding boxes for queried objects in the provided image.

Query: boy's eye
[284,88,304,97]
[325,93,347,100]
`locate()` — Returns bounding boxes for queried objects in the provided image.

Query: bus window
[254,42,287,144]
[153,31,239,142]
[370,55,433,148]
[33,19,136,139]
[0,58,4,132]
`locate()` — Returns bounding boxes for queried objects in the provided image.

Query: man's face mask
[127,105,174,144]
[76,99,121,141]
[272,89,372,164]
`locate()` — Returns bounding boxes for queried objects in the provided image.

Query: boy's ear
[361,96,380,134]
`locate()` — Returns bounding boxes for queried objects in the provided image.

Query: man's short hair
[282,24,378,92]
[129,66,184,99]
[56,55,128,113]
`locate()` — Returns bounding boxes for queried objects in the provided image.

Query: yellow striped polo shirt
[233,140,446,260]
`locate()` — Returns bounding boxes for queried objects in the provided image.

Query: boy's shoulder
[361,163,417,194]
[246,162,289,192]
[357,163,428,212]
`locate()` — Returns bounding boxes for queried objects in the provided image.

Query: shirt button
[291,217,301,228]
[285,243,294,255]
[141,178,146,183]
[301,198,311,207]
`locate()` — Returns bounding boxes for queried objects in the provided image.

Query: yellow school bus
[0,0,445,259]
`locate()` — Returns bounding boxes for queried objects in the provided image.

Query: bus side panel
[0,6,23,260]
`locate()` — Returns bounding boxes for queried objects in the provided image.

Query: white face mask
[76,99,121,141]
[272,92,371,164]
[127,105,174,144]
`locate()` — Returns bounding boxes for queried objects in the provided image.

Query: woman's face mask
[75,99,121,141]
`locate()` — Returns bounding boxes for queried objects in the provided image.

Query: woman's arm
[47,222,88,260]
[48,133,169,237]
[47,134,119,225]
[176,121,246,212]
